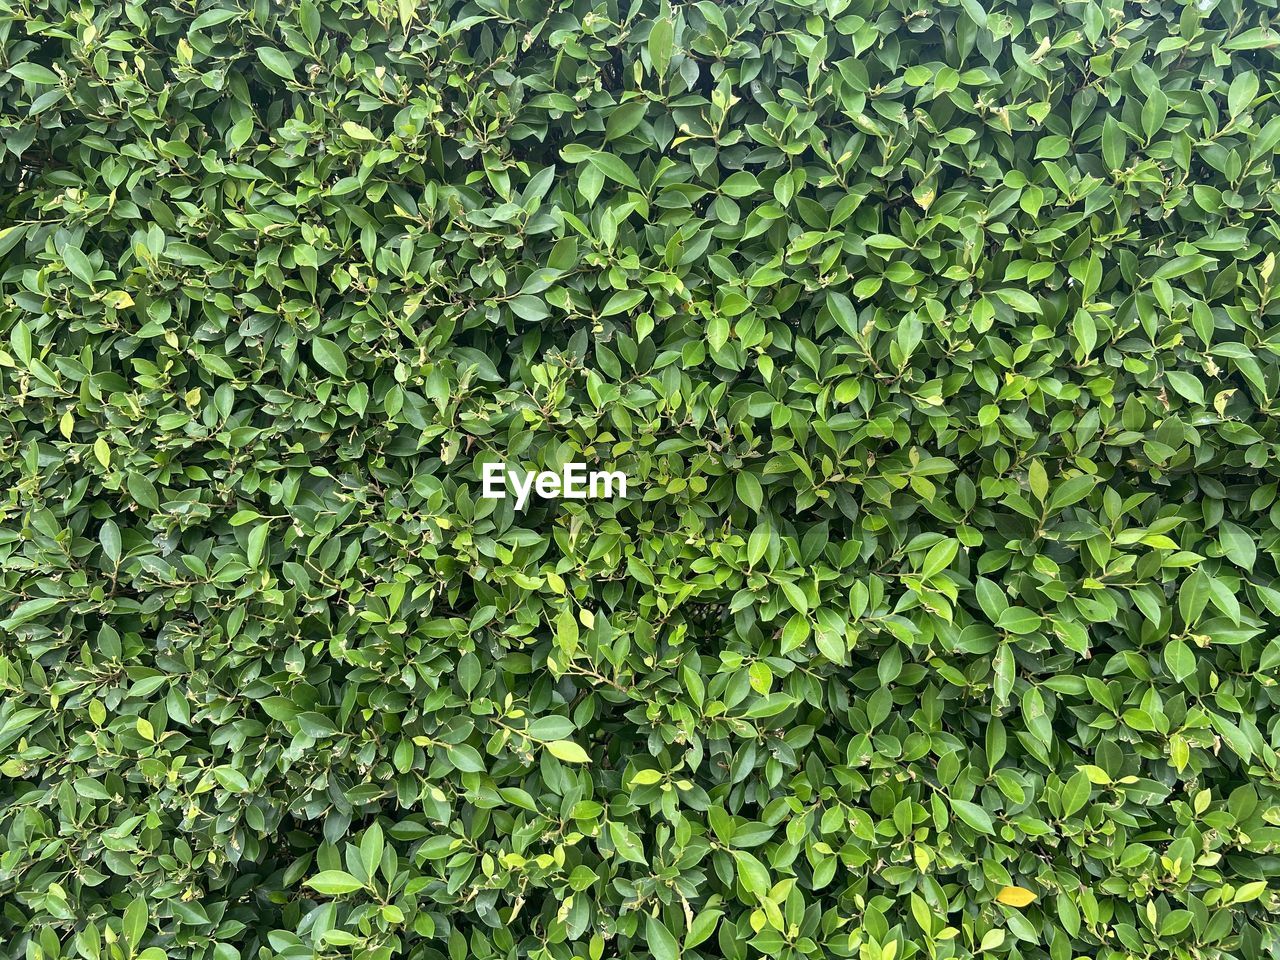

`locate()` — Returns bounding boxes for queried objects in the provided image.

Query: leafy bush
[3,0,1280,958]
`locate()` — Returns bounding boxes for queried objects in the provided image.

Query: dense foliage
[3,0,1280,958]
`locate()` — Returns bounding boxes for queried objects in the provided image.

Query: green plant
[2,0,1279,959]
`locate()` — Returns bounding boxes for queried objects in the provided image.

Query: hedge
[2,0,1280,958]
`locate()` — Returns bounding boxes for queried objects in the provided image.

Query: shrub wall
[2,0,1280,959]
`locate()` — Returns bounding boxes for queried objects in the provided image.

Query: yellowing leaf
[94,437,111,468]
[545,740,590,764]
[995,885,1037,907]
[1028,458,1048,502]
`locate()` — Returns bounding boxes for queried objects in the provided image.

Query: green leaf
[585,151,641,188]
[1163,638,1196,683]
[736,472,763,512]
[920,538,958,579]
[527,716,575,740]
[1,596,64,629]
[609,822,646,863]
[646,915,681,960]
[123,897,148,947]
[1103,114,1126,169]
[9,62,60,84]
[605,101,647,140]
[306,871,365,895]
[1223,27,1280,50]
[360,822,384,877]
[555,607,579,657]
[995,289,1039,313]
[827,291,859,337]
[1027,459,1048,503]
[1049,475,1095,511]
[342,120,378,142]
[213,767,250,792]
[648,18,674,76]
[256,48,295,81]
[1142,89,1168,141]
[950,799,994,834]
[1179,569,1211,626]
[64,246,95,285]
[449,744,485,772]
[312,338,348,378]
[732,850,771,895]
[99,520,122,565]
[1218,520,1256,570]
[1060,770,1091,817]
[602,289,646,316]
[958,0,987,27]
[0,225,27,259]
[191,8,241,30]
[997,608,1043,635]
[127,472,160,511]
[1165,370,1204,405]
[976,577,1008,621]
[685,909,722,949]
[1228,72,1259,117]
